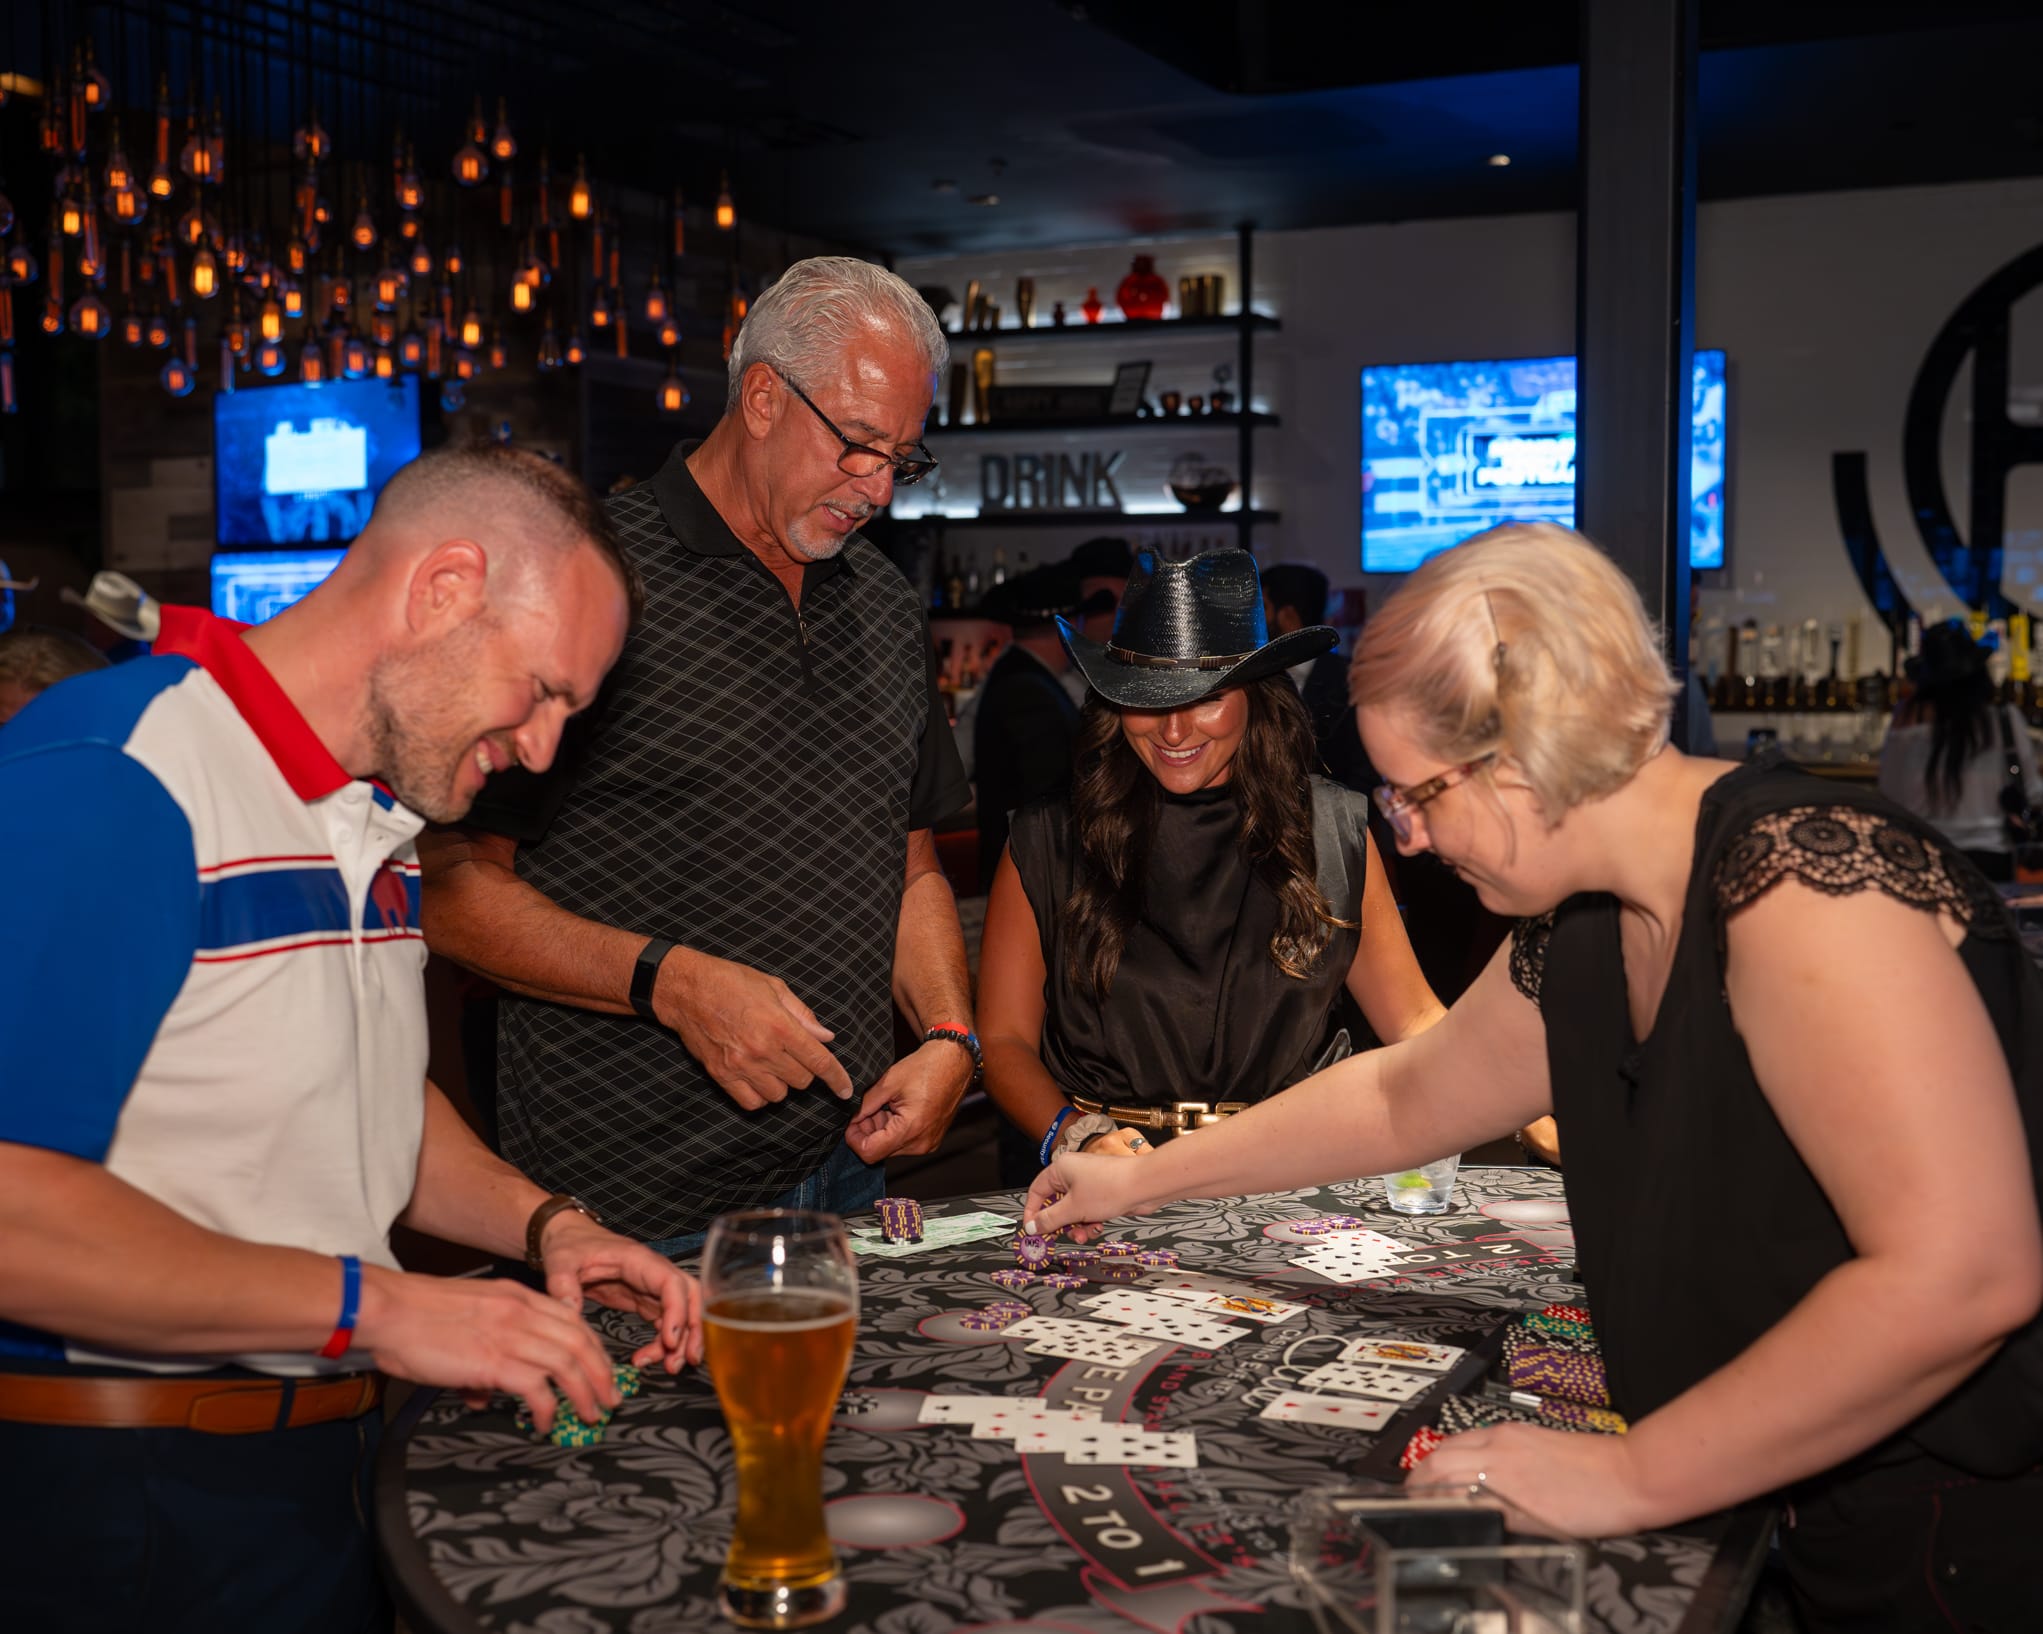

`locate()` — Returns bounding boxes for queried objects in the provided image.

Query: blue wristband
[1038,1106,1076,1168]
[319,1254,363,1360]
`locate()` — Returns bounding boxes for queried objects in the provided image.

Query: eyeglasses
[774,368,938,487]
[1371,752,1497,843]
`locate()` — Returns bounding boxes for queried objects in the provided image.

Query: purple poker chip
[1039,1272,1088,1290]
[1096,1239,1139,1259]
[1011,1232,1057,1270]
[989,1268,1038,1290]
[1054,1248,1099,1270]
[959,1312,1010,1331]
[983,1299,1032,1316]
[874,1196,925,1244]
[1095,1261,1142,1283]
[1135,1249,1179,1269]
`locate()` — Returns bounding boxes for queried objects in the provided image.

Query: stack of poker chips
[515,1361,645,1447]
[1135,1248,1178,1270]
[1434,1393,1543,1436]
[1521,1303,1595,1347]
[1011,1231,1057,1270]
[1399,1425,1446,1470]
[1039,1272,1088,1290]
[1096,1239,1139,1260]
[961,1300,1032,1332]
[1289,1215,1362,1236]
[1537,1399,1628,1435]
[1506,1341,1612,1407]
[989,1267,1038,1291]
[875,1197,925,1244]
[1095,1259,1143,1284]
[1055,1247,1099,1271]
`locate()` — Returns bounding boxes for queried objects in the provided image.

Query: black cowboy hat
[1056,547,1335,710]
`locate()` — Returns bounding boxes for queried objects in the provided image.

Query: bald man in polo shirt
[0,446,703,1634]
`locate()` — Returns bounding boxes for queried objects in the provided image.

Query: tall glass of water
[702,1210,859,1628]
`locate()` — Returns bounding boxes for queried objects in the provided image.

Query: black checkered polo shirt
[466,443,969,1239]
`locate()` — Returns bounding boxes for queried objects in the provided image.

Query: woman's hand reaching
[1023,1148,1158,1240]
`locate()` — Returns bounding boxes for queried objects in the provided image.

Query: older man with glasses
[421,256,977,1255]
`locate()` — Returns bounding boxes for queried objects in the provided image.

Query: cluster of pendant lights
[0,42,741,417]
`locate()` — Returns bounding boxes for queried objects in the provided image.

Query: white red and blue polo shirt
[0,611,428,1375]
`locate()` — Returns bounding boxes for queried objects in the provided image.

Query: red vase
[1080,286,1103,325]
[1116,255,1168,322]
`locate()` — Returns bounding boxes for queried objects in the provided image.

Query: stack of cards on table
[918,1395,1194,1466]
[999,1315,1162,1367]
[1078,1289,1250,1349]
[1136,1270,1310,1323]
[1258,1336,1465,1433]
[1289,1227,1415,1284]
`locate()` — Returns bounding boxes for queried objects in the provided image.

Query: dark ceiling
[16,3,2043,256]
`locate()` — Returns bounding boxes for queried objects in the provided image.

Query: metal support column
[1576,0,1699,742]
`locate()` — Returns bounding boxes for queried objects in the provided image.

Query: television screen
[213,376,420,547]
[1359,349,1727,572]
[210,547,346,623]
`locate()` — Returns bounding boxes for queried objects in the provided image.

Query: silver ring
[1129,1136,1147,1149]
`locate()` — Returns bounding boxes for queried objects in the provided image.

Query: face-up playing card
[967,1409,1102,1439]
[1292,1240,1410,1283]
[918,1394,1101,1425]
[1081,1298,1248,1350]
[1002,1316,1162,1366]
[1298,1361,1435,1403]
[1324,1228,1406,1254]
[1258,1391,1395,1430]
[1008,1420,1198,1466]
[1338,1337,1466,1373]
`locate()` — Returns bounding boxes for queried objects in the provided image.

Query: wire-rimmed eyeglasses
[1371,752,1497,843]
[774,368,938,487]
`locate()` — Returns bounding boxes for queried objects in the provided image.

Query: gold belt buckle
[1172,1100,1246,1129]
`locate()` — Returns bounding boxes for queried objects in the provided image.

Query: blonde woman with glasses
[1026,523,2043,1634]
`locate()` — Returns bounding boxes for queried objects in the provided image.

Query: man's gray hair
[726,256,948,412]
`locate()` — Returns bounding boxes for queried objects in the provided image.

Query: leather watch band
[525,1193,600,1271]
[630,937,676,1022]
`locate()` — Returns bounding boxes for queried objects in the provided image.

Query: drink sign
[981,450,1127,512]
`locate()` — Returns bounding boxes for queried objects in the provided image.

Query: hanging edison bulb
[397,144,423,212]
[222,233,248,276]
[398,215,420,242]
[614,315,628,360]
[644,279,669,324]
[40,294,64,336]
[281,281,305,320]
[490,97,516,163]
[294,108,331,163]
[300,337,326,383]
[444,245,464,279]
[148,155,177,201]
[488,329,507,370]
[715,171,735,231]
[453,348,477,381]
[68,289,111,339]
[452,120,488,188]
[537,316,562,371]
[568,155,592,220]
[160,355,195,397]
[329,276,352,318]
[0,285,12,348]
[218,335,236,393]
[563,329,585,366]
[510,278,534,314]
[498,170,514,230]
[0,352,14,416]
[658,361,688,416]
[78,214,105,281]
[104,150,143,225]
[589,285,611,330]
[103,137,133,191]
[458,306,483,350]
[349,198,377,253]
[37,90,63,154]
[398,327,424,371]
[6,242,38,285]
[343,333,369,377]
[285,236,308,275]
[189,246,219,300]
[259,294,283,342]
[370,311,396,348]
[120,306,145,347]
[183,315,199,368]
[78,42,113,111]
[374,258,405,311]
[176,202,209,248]
[424,320,443,378]
[204,98,226,184]
[180,112,215,184]
[658,316,680,349]
[408,242,433,280]
[373,345,395,379]
[255,337,286,376]
[146,307,172,348]
[59,193,86,238]
[224,297,249,356]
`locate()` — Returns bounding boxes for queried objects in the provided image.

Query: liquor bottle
[990,545,1007,586]
[965,561,982,601]
[945,558,965,613]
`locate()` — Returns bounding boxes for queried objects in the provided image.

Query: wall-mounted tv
[214,376,421,548]
[1360,350,1727,573]
[210,547,346,623]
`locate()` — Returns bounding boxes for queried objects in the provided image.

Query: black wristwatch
[630,937,677,1022]
[525,1193,601,1270]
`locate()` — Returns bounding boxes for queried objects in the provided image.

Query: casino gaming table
[376,1166,1771,1634]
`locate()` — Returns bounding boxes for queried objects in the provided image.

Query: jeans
[0,1408,388,1634]
[642,1140,885,1260]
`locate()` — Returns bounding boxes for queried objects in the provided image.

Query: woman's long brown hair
[1064,674,1350,999]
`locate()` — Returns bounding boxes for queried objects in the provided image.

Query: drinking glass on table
[703,1210,859,1629]
[1380,1154,1461,1215]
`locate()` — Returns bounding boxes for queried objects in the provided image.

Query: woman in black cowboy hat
[977,548,1443,1170]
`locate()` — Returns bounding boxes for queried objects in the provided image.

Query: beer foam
[706,1293,857,1334]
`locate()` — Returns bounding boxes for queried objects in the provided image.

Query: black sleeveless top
[1008,778,1370,1109]
[1512,754,2043,1476]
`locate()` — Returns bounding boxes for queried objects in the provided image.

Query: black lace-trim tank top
[1507,754,2043,1477]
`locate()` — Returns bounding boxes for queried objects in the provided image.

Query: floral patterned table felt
[377,1167,1769,1634]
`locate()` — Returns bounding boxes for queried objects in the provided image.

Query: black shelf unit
[905,508,1281,532]
[914,225,1273,555]
[927,410,1279,437]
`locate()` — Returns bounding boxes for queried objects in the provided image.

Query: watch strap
[525,1193,600,1271]
[630,937,676,1022]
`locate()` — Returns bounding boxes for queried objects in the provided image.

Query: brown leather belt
[1069,1094,1247,1133]
[0,1370,383,1434]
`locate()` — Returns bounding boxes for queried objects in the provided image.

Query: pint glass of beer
[703,1209,860,1629]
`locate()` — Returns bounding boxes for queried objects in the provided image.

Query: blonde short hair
[1350,523,1676,821]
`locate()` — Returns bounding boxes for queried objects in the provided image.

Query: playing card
[1064,1426,1198,1468]
[1004,1316,1161,1366]
[1080,1296,1248,1349]
[967,1409,1102,1439]
[1139,1273,1308,1322]
[1322,1228,1406,1254]
[919,1394,1100,1425]
[1338,1337,1466,1373]
[1259,1391,1396,1429]
[1298,1361,1435,1402]
[1292,1241,1410,1283]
